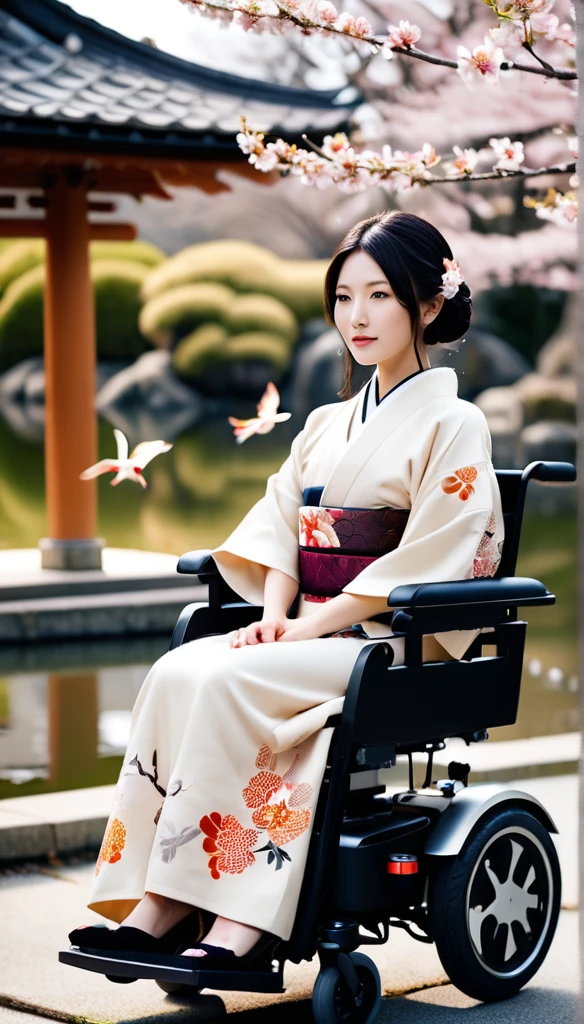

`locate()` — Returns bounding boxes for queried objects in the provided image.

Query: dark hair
[323,210,472,399]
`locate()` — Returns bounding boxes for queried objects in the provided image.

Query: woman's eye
[335,294,349,301]
[373,291,388,298]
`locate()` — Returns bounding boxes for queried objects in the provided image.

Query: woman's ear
[422,293,445,326]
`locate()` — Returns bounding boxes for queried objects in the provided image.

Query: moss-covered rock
[0,259,151,369]
[142,239,325,322]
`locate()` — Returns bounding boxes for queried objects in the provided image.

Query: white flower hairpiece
[440,257,464,299]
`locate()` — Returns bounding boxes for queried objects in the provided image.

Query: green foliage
[0,259,150,369]
[92,259,150,360]
[0,263,44,369]
[140,282,298,351]
[0,238,165,299]
[142,239,325,322]
[90,239,165,267]
[0,240,45,298]
[172,326,290,377]
[229,294,298,344]
[139,282,235,347]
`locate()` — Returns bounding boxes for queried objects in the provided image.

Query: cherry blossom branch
[180,0,577,81]
[237,120,579,226]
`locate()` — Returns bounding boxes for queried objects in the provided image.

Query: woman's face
[333,249,432,368]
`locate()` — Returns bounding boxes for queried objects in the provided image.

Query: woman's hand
[229,618,292,648]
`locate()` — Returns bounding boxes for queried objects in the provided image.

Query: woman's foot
[121,892,194,938]
[181,916,262,958]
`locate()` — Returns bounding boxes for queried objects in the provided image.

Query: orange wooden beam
[0,219,136,239]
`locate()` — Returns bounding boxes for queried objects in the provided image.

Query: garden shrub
[142,240,326,322]
[0,239,165,299]
[139,282,235,347]
[173,326,290,378]
[229,294,298,344]
[0,259,150,369]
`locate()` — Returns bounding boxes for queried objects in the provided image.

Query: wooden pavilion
[0,0,356,569]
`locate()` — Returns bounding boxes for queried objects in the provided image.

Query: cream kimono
[88,366,504,941]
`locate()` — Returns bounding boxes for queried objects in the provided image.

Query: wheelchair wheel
[430,806,561,1003]
[312,952,381,1024]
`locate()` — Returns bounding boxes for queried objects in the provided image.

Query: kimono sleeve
[212,428,305,605]
[343,403,505,659]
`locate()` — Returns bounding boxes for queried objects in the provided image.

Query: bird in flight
[80,430,172,489]
[228,382,291,444]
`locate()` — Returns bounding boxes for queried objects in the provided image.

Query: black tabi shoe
[177,933,280,972]
[68,908,215,956]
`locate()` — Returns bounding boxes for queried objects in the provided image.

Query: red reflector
[387,854,418,875]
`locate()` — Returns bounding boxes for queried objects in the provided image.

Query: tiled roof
[0,0,358,156]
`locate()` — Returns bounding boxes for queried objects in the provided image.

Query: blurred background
[0,0,577,800]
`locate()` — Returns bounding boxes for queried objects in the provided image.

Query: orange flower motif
[243,771,286,808]
[252,802,311,846]
[255,744,277,771]
[95,817,126,875]
[199,811,258,880]
[441,465,478,501]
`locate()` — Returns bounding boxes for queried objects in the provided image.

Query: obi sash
[299,486,409,602]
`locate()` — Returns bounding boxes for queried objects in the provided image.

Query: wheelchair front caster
[312,951,382,1024]
[430,806,561,1002]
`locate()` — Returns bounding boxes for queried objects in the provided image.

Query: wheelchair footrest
[59,947,285,992]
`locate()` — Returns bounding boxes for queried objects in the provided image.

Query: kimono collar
[321,366,458,507]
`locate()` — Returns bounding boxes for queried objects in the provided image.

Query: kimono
[88,366,504,941]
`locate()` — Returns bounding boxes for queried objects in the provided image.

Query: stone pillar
[39,171,104,570]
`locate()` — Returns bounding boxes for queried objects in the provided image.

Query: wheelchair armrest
[177,549,218,580]
[388,576,553,609]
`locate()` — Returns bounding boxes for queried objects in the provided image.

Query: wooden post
[39,171,104,569]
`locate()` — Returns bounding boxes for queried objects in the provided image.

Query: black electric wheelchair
[60,459,575,1022]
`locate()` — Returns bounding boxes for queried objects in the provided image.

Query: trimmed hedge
[142,239,326,322]
[172,326,290,378]
[0,259,151,369]
[140,283,298,349]
[0,238,165,298]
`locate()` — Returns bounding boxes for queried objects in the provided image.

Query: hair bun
[424,282,472,346]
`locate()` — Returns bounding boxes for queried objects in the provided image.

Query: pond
[0,414,577,798]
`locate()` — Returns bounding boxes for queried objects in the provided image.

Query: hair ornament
[440,257,464,299]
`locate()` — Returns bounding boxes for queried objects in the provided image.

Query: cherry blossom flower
[489,136,525,171]
[446,145,480,177]
[318,0,337,23]
[525,188,578,226]
[228,381,291,443]
[440,258,464,299]
[382,20,421,58]
[531,12,576,45]
[80,430,172,489]
[457,39,506,88]
[335,12,372,37]
[236,125,266,162]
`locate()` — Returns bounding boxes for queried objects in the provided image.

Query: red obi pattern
[298,505,409,600]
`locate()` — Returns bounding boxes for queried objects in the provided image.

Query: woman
[72,211,504,972]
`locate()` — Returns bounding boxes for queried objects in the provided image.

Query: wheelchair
[60,459,575,1023]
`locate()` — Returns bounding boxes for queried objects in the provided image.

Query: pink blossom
[531,12,576,44]
[536,193,578,226]
[383,19,421,58]
[335,12,372,37]
[489,136,525,170]
[457,39,506,88]
[447,145,480,177]
[236,128,265,159]
[317,0,337,24]
[321,132,352,160]
[440,258,464,299]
